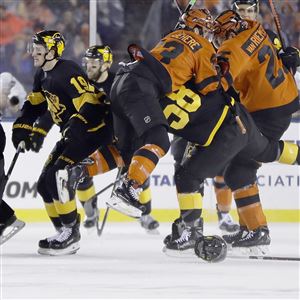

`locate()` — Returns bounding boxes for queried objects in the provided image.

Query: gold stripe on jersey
[139,187,151,204]
[76,185,96,202]
[72,92,99,111]
[27,92,45,105]
[44,202,59,218]
[178,192,202,210]
[202,98,235,147]
[70,113,88,124]
[54,199,77,215]
[87,121,105,132]
[278,142,299,164]
[32,127,48,136]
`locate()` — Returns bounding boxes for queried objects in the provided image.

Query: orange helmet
[180,8,214,36]
[213,10,248,48]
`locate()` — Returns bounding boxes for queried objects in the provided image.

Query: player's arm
[266,29,300,75]
[216,43,249,91]
[30,111,54,152]
[12,70,47,150]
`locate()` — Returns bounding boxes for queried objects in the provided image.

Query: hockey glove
[30,127,47,152]
[12,119,33,152]
[62,114,87,142]
[280,47,300,75]
[212,53,230,76]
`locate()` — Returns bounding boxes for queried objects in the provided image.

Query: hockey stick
[174,0,197,29]
[96,167,124,236]
[268,0,286,51]
[228,255,300,262]
[0,142,25,204]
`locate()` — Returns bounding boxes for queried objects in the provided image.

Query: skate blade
[106,196,142,218]
[38,242,80,256]
[0,220,25,245]
[162,246,195,258]
[230,245,270,257]
[144,228,160,235]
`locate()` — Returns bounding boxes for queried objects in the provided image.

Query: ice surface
[0,222,299,299]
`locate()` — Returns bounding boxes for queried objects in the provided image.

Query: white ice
[0,222,299,300]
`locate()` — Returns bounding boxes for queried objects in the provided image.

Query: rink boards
[2,121,300,222]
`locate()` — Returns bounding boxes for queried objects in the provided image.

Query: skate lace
[55,227,72,242]
[47,229,63,242]
[128,184,141,201]
[175,228,191,244]
[240,230,254,241]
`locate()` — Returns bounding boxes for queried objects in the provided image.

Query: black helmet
[84,45,113,64]
[232,0,259,12]
[32,30,65,58]
[194,235,227,263]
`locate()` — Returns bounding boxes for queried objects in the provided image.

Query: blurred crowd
[0,0,299,112]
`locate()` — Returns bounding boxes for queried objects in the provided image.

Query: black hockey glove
[62,114,87,142]
[12,119,33,152]
[280,47,300,75]
[30,127,47,152]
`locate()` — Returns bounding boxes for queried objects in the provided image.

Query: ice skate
[139,214,159,234]
[83,197,99,230]
[163,217,187,246]
[38,227,63,255]
[217,205,239,233]
[222,226,248,249]
[163,218,203,257]
[0,215,25,245]
[106,178,144,218]
[231,226,271,256]
[39,215,81,256]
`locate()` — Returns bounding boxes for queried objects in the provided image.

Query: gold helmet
[32,30,65,57]
[213,10,248,48]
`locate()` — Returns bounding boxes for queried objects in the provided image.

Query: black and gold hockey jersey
[24,59,107,132]
[160,80,234,146]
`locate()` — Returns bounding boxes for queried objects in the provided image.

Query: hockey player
[11,30,113,255]
[212,9,299,251]
[30,45,159,232]
[106,8,300,257]
[206,0,300,235]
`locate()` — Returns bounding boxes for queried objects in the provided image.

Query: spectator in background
[0,4,31,73]
[0,72,26,119]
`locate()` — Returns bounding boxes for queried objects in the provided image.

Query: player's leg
[108,75,170,217]
[213,175,239,233]
[0,124,25,245]
[224,159,270,255]
[76,176,98,229]
[138,177,159,232]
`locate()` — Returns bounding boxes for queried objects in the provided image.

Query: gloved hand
[280,46,300,75]
[62,114,87,142]
[211,53,230,76]
[30,127,47,152]
[12,120,33,151]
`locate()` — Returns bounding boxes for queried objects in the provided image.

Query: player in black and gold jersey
[11,30,113,255]
[212,9,300,250]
